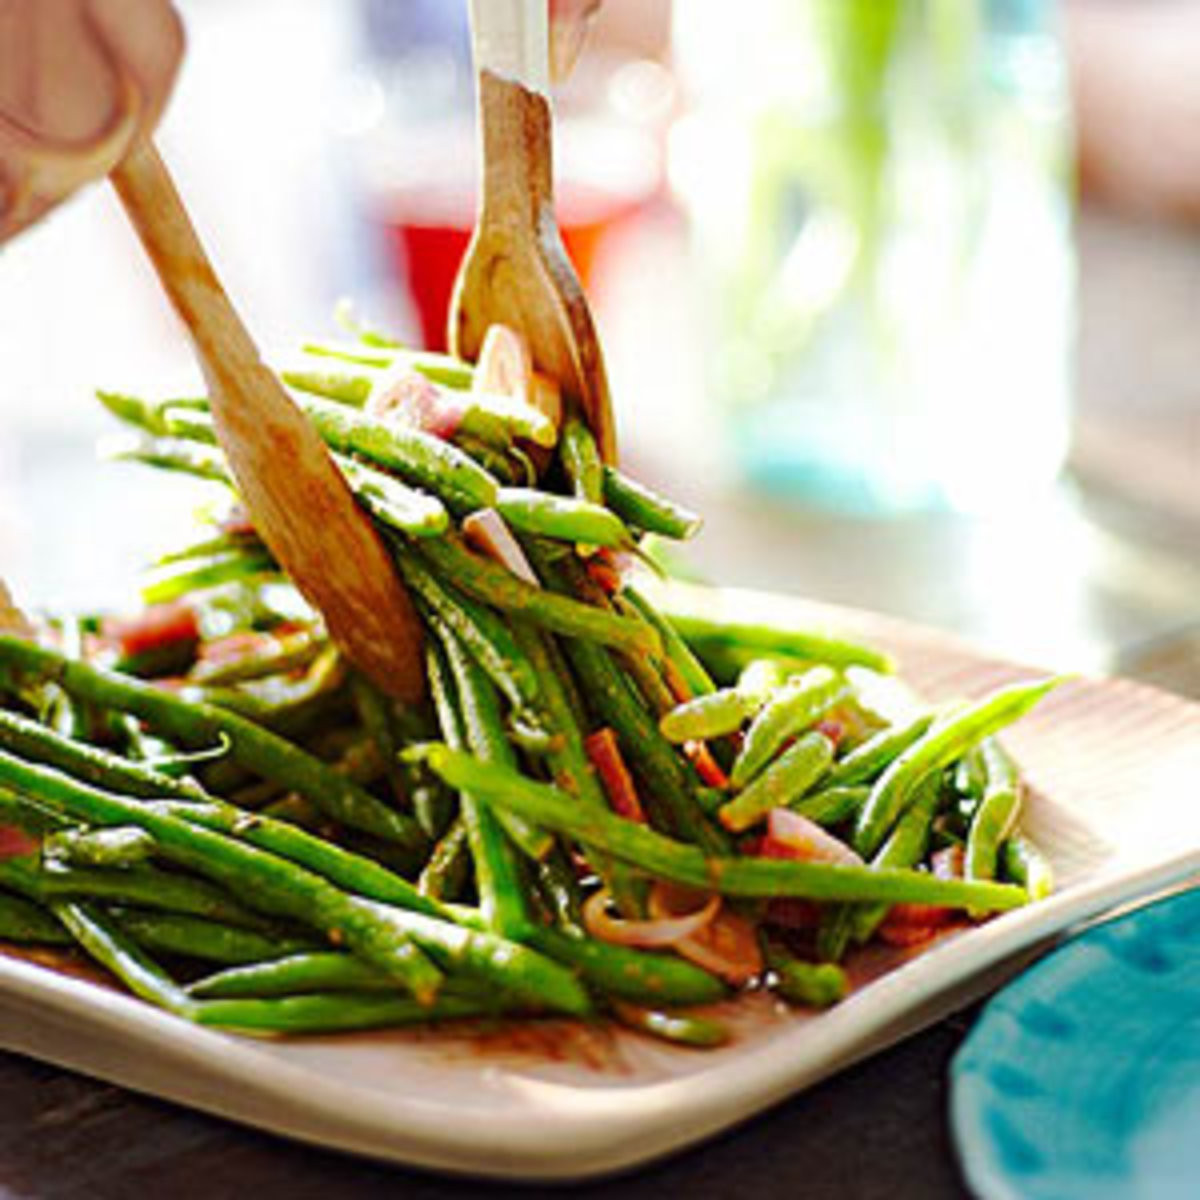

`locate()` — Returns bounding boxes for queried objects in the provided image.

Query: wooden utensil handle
[476,69,555,229]
[111,140,426,702]
[111,141,257,389]
[467,0,550,95]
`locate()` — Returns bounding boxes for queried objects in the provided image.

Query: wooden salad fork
[449,0,618,464]
[111,144,426,701]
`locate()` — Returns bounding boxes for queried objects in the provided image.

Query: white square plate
[3,590,1198,1181]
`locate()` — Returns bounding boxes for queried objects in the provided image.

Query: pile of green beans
[0,329,1059,1046]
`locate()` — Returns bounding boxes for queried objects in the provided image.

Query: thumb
[86,0,185,142]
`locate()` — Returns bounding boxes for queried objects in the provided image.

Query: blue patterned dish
[952,887,1200,1199]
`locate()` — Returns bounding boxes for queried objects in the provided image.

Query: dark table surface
[0,1010,977,1200]
[2,205,1198,1198]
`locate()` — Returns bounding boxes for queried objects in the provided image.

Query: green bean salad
[0,323,1057,1047]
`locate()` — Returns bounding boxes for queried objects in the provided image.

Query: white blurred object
[0,0,351,436]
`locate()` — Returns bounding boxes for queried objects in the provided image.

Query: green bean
[95,389,197,435]
[0,638,426,850]
[0,890,69,944]
[431,627,550,866]
[507,619,648,916]
[195,991,510,1035]
[658,604,896,674]
[611,1002,729,1048]
[616,643,678,719]
[189,921,720,1008]
[719,731,835,832]
[623,587,717,699]
[452,434,521,484]
[821,714,934,793]
[531,548,727,854]
[415,536,659,658]
[539,929,725,1006]
[302,342,475,389]
[298,341,393,369]
[23,755,589,1014]
[394,548,539,710]
[559,416,604,505]
[152,800,448,920]
[1001,833,1054,901]
[42,826,156,869]
[102,432,233,486]
[444,904,727,1007]
[188,952,391,997]
[335,454,449,538]
[297,394,498,511]
[417,816,470,901]
[601,468,701,541]
[561,632,727,852]
[0,710,209,803]
[790,784,870,827]
[0,751,446,1000]
[855,677,1062,857]
[281,367,372,405]
[446,895,727,1007]
[435,635,542,934]
[463,394,557,448]
[659,687,757,744]
[0,853,44,901]
[534,846,584,933]
[37,861,276,930]
[112,909,313,965]
[141,548,279,605]
[821,774,944,960]
[730,668,847,788]
[965,739,1022,892]
[766,944,848,1008]
[345,677,405,811]
[55,901,195,1015]
[496,488,633,550]
[416,745,1028,911]
[159,404,218,445]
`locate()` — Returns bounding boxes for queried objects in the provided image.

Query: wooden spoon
[111,143,426,701]
[448,0,617,464]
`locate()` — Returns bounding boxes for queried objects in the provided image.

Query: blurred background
[1,0,1198,693]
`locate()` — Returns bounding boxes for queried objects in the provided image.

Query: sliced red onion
[462,509,539,585]
[650,888,764,985]
[763,808,864,866]
[582,886,719,948]
[367,367,466,440]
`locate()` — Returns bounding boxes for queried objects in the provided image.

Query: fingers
[0,0,183,241]
[549,0,602,82]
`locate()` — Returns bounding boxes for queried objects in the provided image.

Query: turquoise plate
[951,887,1200,1199]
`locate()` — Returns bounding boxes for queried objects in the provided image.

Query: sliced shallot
[761,808,863,866]
[367,366,465,440]
[651,886,764,986]
[582,885,719,948]
[461,509,540,585]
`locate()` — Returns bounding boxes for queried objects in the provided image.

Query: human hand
[0,0,183,241]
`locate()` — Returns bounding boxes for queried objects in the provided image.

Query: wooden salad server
[448,0,618,464]
[111,144,426,701]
